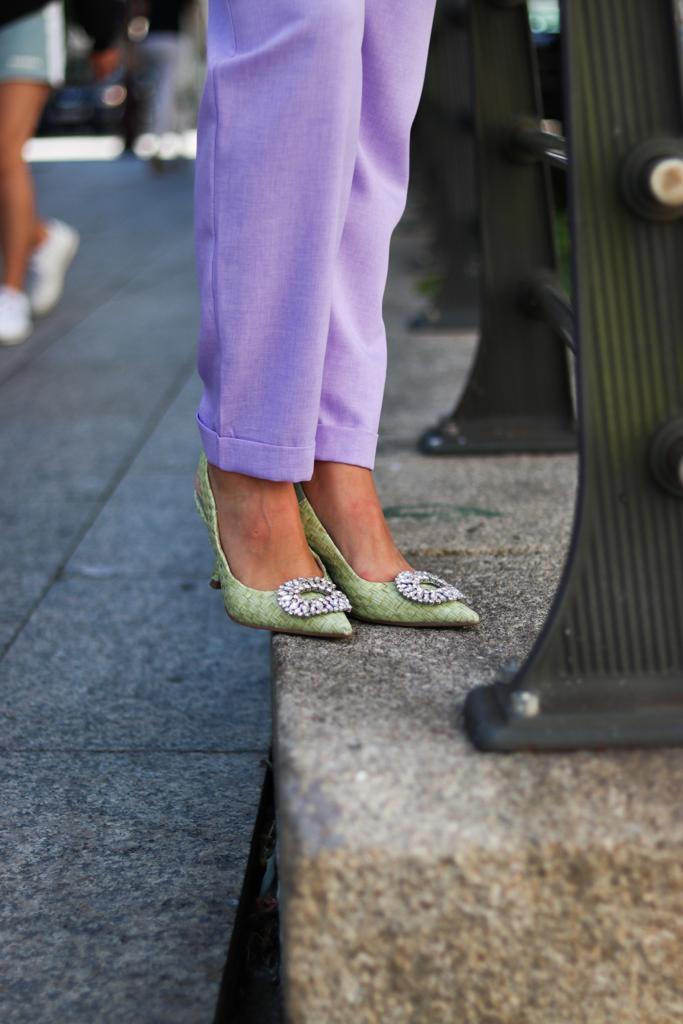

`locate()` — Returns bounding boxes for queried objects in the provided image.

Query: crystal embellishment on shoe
[276,576,352,617]
[394,570,465,605]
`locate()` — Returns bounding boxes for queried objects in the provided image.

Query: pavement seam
[0,748,269,755]
[0,355,197,662]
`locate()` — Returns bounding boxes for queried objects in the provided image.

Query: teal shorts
[0,2,65,87]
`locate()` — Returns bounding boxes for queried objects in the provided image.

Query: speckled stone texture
[0,752,265,1023]
[271,212,683,1022]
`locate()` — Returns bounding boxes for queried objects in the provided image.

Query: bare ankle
[303,461,411,580]
[204,463,321,588]
[208,464,295,509]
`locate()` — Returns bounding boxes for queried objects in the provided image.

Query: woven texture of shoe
[298,493,479,627]
[195,454,352,636]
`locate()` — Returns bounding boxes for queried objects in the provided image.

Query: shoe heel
[194,489,208,524]
[209,558,222,589]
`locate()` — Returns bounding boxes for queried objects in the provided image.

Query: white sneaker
[0,286,32,346]
[27,219,80,316]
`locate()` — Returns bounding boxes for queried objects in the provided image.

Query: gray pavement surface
[0,160,271,1023]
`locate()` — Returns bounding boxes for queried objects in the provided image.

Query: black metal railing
[422,0,683,750]
[419,0,577,455]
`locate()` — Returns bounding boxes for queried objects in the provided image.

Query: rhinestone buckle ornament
[394,570,465,605]
[276,576,352,617]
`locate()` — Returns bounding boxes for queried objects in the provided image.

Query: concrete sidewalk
[0,160,271,1022]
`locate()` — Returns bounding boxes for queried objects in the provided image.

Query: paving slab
[66,384,205,579]
[0,362,191,574]
[66,471,208,580]
[0,571,47,651]
[375,451,576,556]
[132,377,202,472]
[0,576,270,753]
[0,751,265,1024]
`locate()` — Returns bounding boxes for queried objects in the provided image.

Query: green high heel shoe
[297,489,480,628]
[195,454,353,638]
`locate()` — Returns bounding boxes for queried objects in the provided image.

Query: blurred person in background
[0,0,122,345]
[138,0,194,168]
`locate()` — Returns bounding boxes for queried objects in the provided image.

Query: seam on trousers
[224,0,237,53]
[208,2,237,441]
[209,67,222,437]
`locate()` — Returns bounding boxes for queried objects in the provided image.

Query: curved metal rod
[511,123,568,169]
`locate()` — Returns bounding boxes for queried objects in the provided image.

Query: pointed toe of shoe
[396,596,479,628]
[464,605,480,626]
[272,608,353,638]
[313,611,354,638]
[353,595,480,628]
[342,580,479,629]
[440,601,480,627]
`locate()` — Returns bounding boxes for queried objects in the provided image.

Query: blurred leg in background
[136,1,194,167]
[0,82,50,292]
[0,1,78,346]
[141,31,181,134]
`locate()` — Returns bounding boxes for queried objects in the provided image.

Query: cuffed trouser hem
[314,423,378,470]
[197,415,315,482]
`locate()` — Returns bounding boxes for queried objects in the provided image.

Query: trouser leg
[315,0,437,468]
[194,0,365,481]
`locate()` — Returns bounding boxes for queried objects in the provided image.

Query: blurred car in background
[38,21,129,136]
[37,2,206,144]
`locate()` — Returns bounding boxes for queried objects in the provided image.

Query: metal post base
[422,0,576,457]
[420,414,577,454]
[466,679,683,752]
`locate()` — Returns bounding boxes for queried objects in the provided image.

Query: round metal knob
[649,420,683,498]
[648,157,683,208]
[621,140,683,221]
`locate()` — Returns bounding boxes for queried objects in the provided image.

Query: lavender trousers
[194,0,436,481]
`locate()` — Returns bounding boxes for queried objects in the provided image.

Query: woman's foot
[0,285,31,345]
[27,219,80,317]
[302,461,411,582]
[207,463,322,591]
